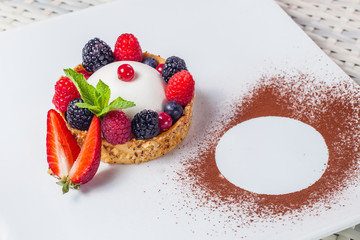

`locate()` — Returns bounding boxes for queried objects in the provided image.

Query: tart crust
[67,53,194,164]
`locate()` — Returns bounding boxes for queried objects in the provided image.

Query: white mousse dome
[87,61,166,119]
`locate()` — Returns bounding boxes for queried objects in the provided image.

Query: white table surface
[0,0,359,239]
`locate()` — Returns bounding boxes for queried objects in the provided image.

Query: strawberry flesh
[46,109,80,178]
[69,115,101,184]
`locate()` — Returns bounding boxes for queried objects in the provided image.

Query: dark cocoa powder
[174,74,360,224]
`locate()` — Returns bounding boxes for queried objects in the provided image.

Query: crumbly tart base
[67,54,194,164]
[66,98,193,164]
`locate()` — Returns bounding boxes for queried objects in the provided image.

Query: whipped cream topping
[87,61,166,119]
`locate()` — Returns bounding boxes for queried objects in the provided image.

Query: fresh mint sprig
[64,69,135,117]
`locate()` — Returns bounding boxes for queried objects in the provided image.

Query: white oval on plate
[215,116,329,195]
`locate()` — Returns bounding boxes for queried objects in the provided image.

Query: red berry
[158,112,173,131]
[69,116,101,185]
[156,64,164,74]
[47,109,80,179]
[47,110,102,193]
[76,69,91,80]
[117,64,135,82]
[52,77,81,112]
[101,110,131,145]
[114,33,142,62]
[165,70,195,106]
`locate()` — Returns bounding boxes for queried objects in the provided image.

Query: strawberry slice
[46,110,101,194]
[46,109,80,178]
[69,115,101,185]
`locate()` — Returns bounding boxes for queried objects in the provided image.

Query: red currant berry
[158,112,173,131]
[156,64,164,74]
[117,64,135,82]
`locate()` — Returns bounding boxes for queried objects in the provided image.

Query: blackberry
[82,38,114,72]
[164,101,183,122]
[162,56,187,83]
[131,110,160,140]
[66,98,94,131]
[142,57,158,68]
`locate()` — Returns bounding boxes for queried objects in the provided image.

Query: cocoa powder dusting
[171,74,360,227]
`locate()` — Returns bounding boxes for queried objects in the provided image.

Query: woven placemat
[276,0,360,83]
[0,0,360,239]
[0,0,113,31]
[0,0,359,82]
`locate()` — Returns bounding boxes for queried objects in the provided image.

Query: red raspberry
[114,33,142,62]
[101,110,131,145]
[165,70,195,106]
[52,77,81,112]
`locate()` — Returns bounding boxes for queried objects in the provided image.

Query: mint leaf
[97,106,111,117]
[64,69,96,105]
[98,97,135,117]
[96,80,110,109]
[108,97,136,110]
[94,90,103,109]
[64,69,135,117]
[75,102,101,114]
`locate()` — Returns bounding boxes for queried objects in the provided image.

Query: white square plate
[0,0,359,239]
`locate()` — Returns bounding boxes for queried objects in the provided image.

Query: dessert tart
[68,58,193,164]
[52,34,195,165]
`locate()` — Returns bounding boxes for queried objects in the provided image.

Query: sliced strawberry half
[47,110,101,194]
[46,109,80,178]
[69,115,101,185]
